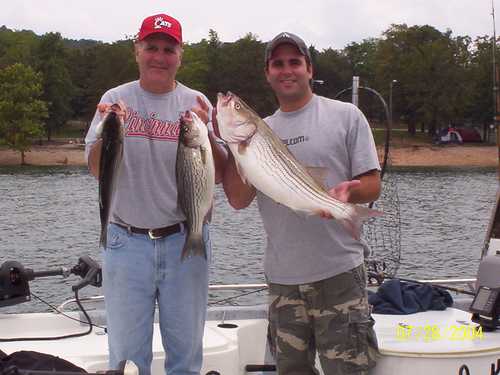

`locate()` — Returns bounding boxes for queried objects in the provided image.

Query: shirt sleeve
[84,91,114,163]
[347,105,381,178]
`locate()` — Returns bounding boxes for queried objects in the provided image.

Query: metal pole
[389,79,397,126]
[352,76,359,107]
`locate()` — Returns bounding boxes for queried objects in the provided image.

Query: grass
[52,127,87,139]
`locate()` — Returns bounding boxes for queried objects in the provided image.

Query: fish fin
[181,231,207,261]
[337,205,383,240]
[99,225,107,249]
[305,166,329,189]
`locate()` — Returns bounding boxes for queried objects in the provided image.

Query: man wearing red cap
[85,13,227,375]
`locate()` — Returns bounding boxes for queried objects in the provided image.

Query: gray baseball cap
[265,32,312,65]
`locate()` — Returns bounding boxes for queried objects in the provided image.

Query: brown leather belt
[116,222,184,240]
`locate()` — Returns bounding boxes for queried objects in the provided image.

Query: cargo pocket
[350,264,368,297]
[267,287,282,358]
[343,313,379,373]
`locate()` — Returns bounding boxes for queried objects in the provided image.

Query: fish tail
[181,232,207,261]
[339,205,383,241]
[99,222,108,249]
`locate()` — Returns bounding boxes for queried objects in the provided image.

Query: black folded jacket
[368,279,453,314]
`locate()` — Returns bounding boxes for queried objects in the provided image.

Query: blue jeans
[102,223,211,375]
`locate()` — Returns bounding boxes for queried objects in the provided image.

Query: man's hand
[316,180,361,219]
[211,107,221,139]
[97,100,127,122]
[192,95,222,139]
[192,96,210,125]
[328,180,361,203]
[191,96,228,183]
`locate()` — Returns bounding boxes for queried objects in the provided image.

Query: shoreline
[0,143,498,168]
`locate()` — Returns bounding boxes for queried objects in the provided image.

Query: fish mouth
[217,92,234,107]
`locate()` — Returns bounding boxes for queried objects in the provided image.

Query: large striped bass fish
[176,111,215,260]
[96,102,125,248]
[216,92,381,240]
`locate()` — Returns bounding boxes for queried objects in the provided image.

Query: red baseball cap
[137,14,182,44]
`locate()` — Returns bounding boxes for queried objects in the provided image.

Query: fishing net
[363,154,402,281]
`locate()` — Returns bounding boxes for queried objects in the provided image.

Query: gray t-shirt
[85,80,212,228]
[257,94,380,285]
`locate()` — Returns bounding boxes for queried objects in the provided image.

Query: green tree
[0,63,48,164]
[35,32,75,141]
[205,29,224,104]
[83,40,137,118]
[344,38,379,85]
[375,24,468,135]
[466,36,497,128]
[313,48,351,100]
[217,33,275,115]
[177,39,211,93]
[0,26,38,69]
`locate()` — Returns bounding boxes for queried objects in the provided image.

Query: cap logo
[154,17,172,29]
[280,32,290,38]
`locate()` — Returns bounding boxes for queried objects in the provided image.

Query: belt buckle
[148,229,161,240]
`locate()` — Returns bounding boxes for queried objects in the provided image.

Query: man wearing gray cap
[222,32,381,374]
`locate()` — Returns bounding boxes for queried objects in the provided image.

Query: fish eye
[234,103,241,110]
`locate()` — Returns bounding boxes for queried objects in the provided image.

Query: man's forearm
[222,153,256,209]
[349,170,381,204]
[208,130,228,184]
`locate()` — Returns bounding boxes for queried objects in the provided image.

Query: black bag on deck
[0,351,87,373]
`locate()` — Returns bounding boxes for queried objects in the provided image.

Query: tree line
[0,24,497,159]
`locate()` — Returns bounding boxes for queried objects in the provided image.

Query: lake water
[0,165,497,313]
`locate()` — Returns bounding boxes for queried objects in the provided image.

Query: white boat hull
[2,304,500,374]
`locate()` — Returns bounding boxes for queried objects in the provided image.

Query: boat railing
[55,279,476,313]
[411,278,477,294]
[56,283,270,312]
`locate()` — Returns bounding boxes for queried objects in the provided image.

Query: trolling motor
[470,252,500,331]
[0,256,102,308]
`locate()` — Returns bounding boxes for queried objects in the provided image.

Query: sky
[0,0,498,50]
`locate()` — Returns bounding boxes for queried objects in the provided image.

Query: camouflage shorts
[268,264,379,375]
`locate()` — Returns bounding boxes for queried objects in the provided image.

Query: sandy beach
[0,142,498,168]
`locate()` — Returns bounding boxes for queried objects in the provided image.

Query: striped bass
[176,111,215,260]
[96,103,125,248]
[216,92,381,240]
